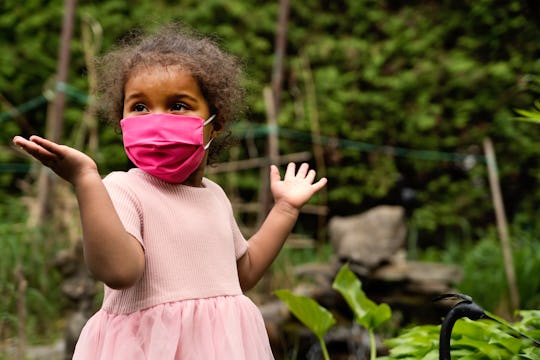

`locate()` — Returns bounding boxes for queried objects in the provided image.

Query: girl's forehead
[128,64,194,82]
[125,65,200,93]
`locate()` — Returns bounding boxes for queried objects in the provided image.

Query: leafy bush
[276,264,391,360]
[3,0,540,243]
[418,213,540,313]
[0,197,67,344]
[277,264,540,359]
[456,227,540,312]
[381,310,540,359]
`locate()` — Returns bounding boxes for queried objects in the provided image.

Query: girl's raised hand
[12,135,98,186]
[270,162,327,210]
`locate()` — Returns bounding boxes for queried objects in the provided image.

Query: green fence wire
[232,124,486,163]
[0,95,50,123]
[0,82,89,124]
[0,163,32,173]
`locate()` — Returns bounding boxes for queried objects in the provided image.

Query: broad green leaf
[332,263,391,330]
[384,315,540,359]
[389,343,434,357]
[453,337,511,359]
[274,289,336,338]
[515,100,540,123]
[522,347,540,359]
[519,310,540,328]
[489,336,523,355]
[453,319,487,340]
[515,111,540,123]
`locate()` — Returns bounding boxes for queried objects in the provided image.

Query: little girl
[13,24,326,359]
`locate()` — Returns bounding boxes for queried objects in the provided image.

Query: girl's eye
[171,103,188,111]
[133,104,147,112]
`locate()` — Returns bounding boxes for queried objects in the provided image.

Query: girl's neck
[181,169,205,187]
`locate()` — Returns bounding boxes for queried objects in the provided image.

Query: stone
[328,206,407,269]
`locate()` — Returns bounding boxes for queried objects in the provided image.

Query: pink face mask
[120,113,215,184]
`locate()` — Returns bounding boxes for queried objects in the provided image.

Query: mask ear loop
[204,138,214,150]
[203,114,216,126]
[203,114,217,149]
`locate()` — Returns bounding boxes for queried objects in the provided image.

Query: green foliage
[515,100,540,123]
[454,235,509,312]
[332,264,392,330]
[3,0,540,348]
[419,214,540,313]
[380,311,540,359]
[333,264,392,360]
[277,265,540,359]
[380,325,440,360]
[425,221,540,312]
[279,0,540,239]
[277,264,391,360]
[0,197,67,343]
[275,289,335,360]
[3,0,540,241]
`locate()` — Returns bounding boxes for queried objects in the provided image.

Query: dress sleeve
[103,172,144,248]
[204,177,248,259]
[230,212,248,260]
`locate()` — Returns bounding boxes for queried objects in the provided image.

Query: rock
[371,260,463,285]
[328,206,407,269]
[54,241,98,360]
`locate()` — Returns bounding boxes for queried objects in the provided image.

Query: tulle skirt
[73,295,274,359]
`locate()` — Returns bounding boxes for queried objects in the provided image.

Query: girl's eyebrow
[173,93,199,103]
[123,91,201,105]
[124,92,145,102]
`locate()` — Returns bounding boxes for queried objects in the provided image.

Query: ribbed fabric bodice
[100,168,248,314]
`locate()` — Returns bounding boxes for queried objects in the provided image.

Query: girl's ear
[211,127,223,139]
[211,116,224,136]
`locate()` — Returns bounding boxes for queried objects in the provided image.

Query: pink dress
[73,168,274,359]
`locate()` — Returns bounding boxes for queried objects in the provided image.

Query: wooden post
[15,265,27,360]
[49,0,77,143]
[301,52,328,242]
[33,0,77,225]
[256,0,289,227]
[74,14,102,155]
[271,0,290,113]
[483,137,520,312]
[257,87,280,227]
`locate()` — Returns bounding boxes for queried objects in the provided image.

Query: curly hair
[95,23,245,163]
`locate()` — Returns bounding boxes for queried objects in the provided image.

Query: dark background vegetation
[2,0,540,350]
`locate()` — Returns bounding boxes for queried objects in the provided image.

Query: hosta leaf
[274,289,336,338]
[332,263,391,330]
[388,343,434,358]
[518,310,540,328]
[453,319,489,340]
[424,351,439,360]
[382,310,540,359]
[487,334,523,355]
[453,337,510,359]
[514,108,540,123]
[521,347,540,359]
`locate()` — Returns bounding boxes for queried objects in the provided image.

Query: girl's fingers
[12,136,34,149]
[13,136,59,162]
[281,162,322,182]
[305,169,316,183]
[269,165,281,183]
[278,162,326,189]
[295,163,309,179]
[29,136,63,156]
[283,162,296,181]
[12,135,24,145]
[311,177,328,192]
